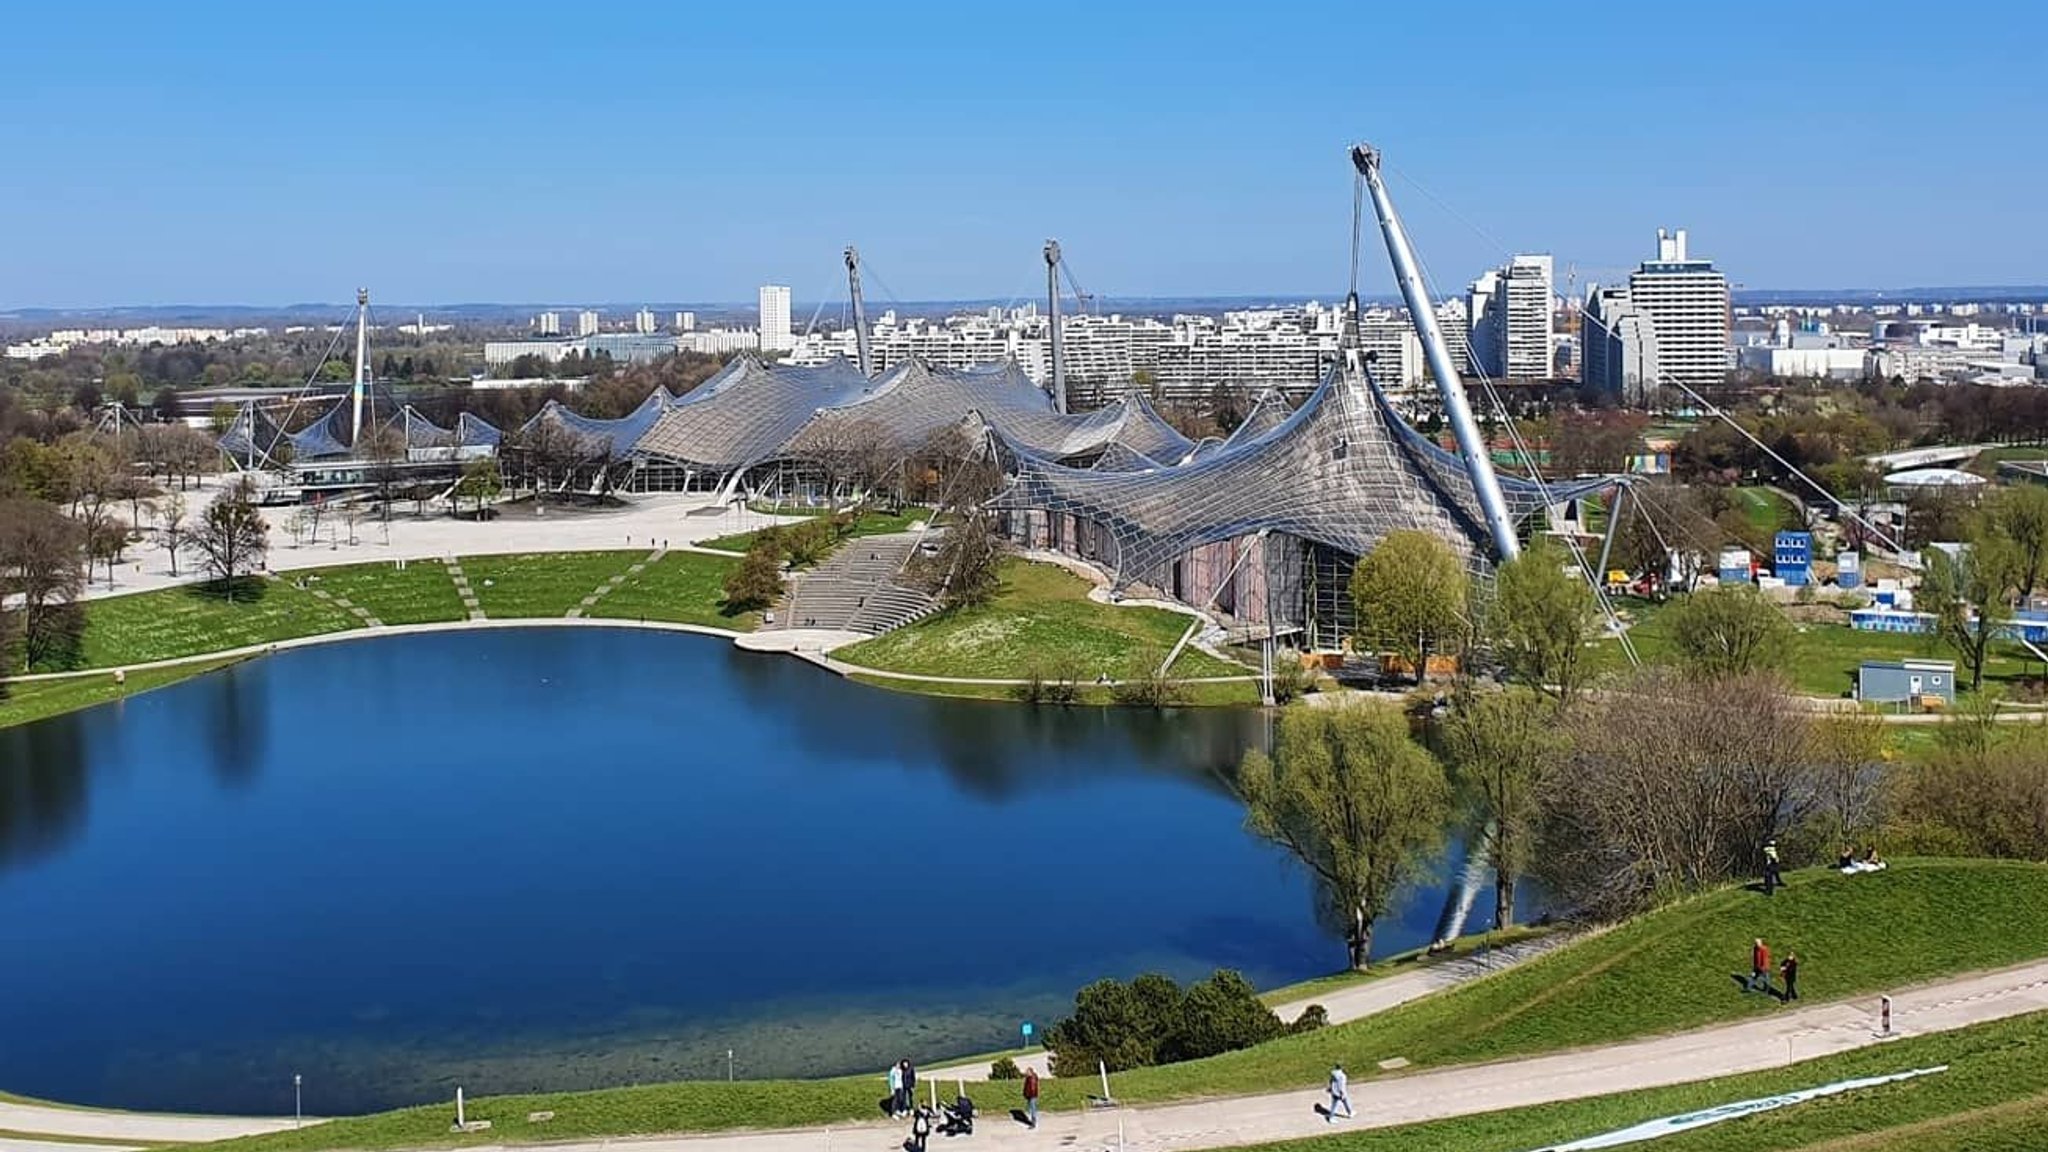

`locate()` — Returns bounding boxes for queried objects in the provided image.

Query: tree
[1491,541,1601,702]
[1666,583,1792,678]
[1435,687,1563,929]
[454,457,503,520]
[1988,484,2048,600]
[1240,700,1451,969]
[185,481,269,600]
[1535,669,1820,919]
[0,497,86,669]
[157,490,189,577]
[1920,537,2019,692]
[359,426,407,520]
[721,544,785,613]
[1349,530,1468,682]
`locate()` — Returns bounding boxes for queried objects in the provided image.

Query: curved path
[7,958,2046,1152]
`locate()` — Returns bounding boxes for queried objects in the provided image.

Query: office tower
[758,285,792,352]
[1626,229,1729,395]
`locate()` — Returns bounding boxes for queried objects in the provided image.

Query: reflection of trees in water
[0,714,90,872]
[203,666,268,788]
[730,649,1268,802]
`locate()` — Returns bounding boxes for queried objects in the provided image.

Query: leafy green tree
[454,457,502,520]
[1349,529,1468,682]
[1920,537,2019,691]
[1161,970,1286,1062]
[1435,687,1563,929]
[1667,583,1792,678]
[1988,484,2048,600]
[1492,541,1601,702]
[721,544,785,613]
[1240,700,1451,969]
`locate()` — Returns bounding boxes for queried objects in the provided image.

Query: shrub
[782,520,837,567]
[987,1056,1023,1080]
[1289,1003,1329,1034]
[1017,658,1083,706]
[1112,670,1187,709]
[1271,650,1309,704]
[1044,969,1284,1074]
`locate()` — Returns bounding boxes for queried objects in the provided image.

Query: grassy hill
[188,859,2048,1152]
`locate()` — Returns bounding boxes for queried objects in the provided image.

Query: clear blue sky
[3,0,2042,309]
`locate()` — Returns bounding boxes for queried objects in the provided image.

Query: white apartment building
[535,311,562,336]
[675,311,696,332]
[1501,255,1554,380]
[634,308,657,335]
[576,310,600,337]
[1626,228,1730,395]
[758,285,793,352]
[1582,284,1660,407]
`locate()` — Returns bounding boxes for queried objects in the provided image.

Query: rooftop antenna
[1045,240,1067,413]
[845,246,873,377]
[1351,143,1519,561]
[351,288,369,445]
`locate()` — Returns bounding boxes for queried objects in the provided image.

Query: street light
[294,1074,302,1128]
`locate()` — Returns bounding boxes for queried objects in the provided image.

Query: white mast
[351,288,369,445]
[1351,144,1520,561]
[1044,240,1066,414]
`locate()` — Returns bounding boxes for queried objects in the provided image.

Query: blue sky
[2,0,2042,308]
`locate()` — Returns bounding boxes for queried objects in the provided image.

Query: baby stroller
[939,1094,975,1136]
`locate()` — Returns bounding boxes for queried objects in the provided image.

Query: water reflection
[0,712,90,869]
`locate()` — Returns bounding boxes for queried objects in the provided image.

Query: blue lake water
[0,629,1475,1115]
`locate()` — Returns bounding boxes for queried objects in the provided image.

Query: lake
[0,628,1479,1115]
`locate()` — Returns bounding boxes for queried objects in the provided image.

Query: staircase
[774,532,940,636]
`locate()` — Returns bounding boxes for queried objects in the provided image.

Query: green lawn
[1966,443,2048,478]
[300,561,468,626]
[1735,486,1793,534]
[845,672,1262,707]
[181,860,2048,1151]
[835,559,1249,682]
[587,550,759,631]
[0,656,249,730]
[55,578,362,671]
[699,506,933,554]
[1592,599,2043,698]
[461,552,644,619]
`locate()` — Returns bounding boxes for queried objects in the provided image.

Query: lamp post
[294,1074,302,1128]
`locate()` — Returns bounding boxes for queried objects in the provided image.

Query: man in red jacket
[1750,938,1772,994]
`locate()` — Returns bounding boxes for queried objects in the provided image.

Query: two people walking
[1747,937,1800,1001]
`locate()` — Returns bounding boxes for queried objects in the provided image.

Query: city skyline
[3,0,2044,309]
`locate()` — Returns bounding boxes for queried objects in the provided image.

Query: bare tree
[185,480,270,600]
[0,497,87,669]
[1535,669,1819,919]
[157,490,190,577]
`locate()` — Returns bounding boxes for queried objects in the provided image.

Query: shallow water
[0,629,1474,1115]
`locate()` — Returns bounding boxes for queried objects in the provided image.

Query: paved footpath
[8,957,2045,1152]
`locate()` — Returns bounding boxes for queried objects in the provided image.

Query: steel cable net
[994,362,1607,595]
[627,356,1194,473]
[521,387,680,456]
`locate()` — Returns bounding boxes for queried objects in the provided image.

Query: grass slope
[587,551,758,631]
[836,559,1247,682]
[0,656,248,729]
[461,552,644,619]
[699,507,932,554]
[300,562,467,626]
[183,860,2048,1151]
[69,579,361,669]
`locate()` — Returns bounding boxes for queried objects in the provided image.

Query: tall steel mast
[1044,239,1067,414]
[1351,144,1520,561]
[844,246,873,377]
[350,288,369,445]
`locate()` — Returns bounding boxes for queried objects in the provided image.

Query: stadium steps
[774,532,938,636]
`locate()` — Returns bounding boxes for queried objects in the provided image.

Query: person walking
[1763,839,1782,895]
[1750,938,1772,994]
[1781,952,1800,1002]
[1022,1067,1040,1129]
[910,1105,932,1152]
[1326,1063,1353,1121]
[888,1061,904,1118]
[904,1058,919,1113]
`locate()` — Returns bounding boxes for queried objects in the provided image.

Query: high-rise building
[535,311,562,336]
[1626,229,1729,396]
[634,308,657,335]
[1465,255,1553,380]
[758,285,792,352]
[675,311,696,332]
[576,310,600,337]
[1582,284,1661,407]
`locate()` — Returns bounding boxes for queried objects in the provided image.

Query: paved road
[6,958,2045,1151]
[0,1097,300,1145]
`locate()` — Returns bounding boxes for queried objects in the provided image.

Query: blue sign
[1021,1021,1035,1041]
